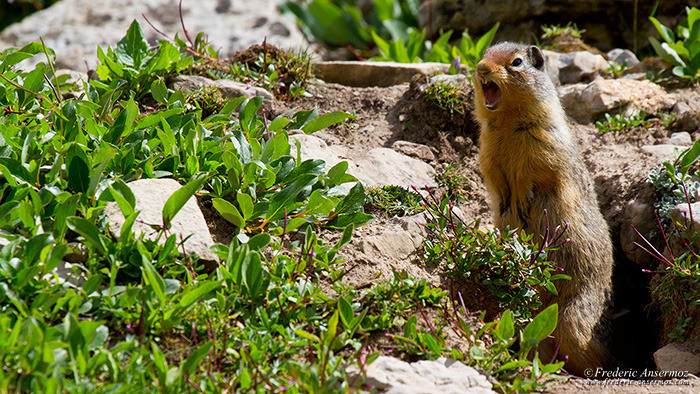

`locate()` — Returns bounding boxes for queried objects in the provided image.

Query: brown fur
[473,42,614,376]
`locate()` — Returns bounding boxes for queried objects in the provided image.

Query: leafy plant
[95,20,192,99]
[647,139,700,222]
[606,59,628,78]
[594,109,649,133]
[541,22,586,40]
[418,187,570,319]
[361,269,446,331]
[279,0,420,50]
[365,185,424,217]
[371,24,499,70]
[649,6,700,80]
[635,184,700,343]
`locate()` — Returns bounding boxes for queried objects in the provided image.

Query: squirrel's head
[474,42,555,117]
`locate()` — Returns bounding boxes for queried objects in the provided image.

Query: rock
[641,145,684,162]
[556,51,607,85]
[559,79,675,124]
[654,342,700,375]
[168,74,274,100]
[542,50,561,86]
[0,0,307,70]
[291,135,436,192]
[103,178,219,264]
[620,199,659,267]
[391,140,435,161]
[64,242,88,264]
[672,100,700,133]
[289,134,355,169]
[359,229,418,258]
[353,148,437,192]
[606,48,640,67]
[670,202,700,245]
[47,261,88,289]
[393,213,427,248]
[315,61,450,88]
[360,356,494,394]
[667,132,693,146]
[56,69,88,90]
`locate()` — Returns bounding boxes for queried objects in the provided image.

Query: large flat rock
[315,61,450,87]
[104,178,219,264]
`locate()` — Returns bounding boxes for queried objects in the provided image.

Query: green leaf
[523,304,558,344]
[142,257,166,307]
[105,98,138,144]
[0,157,32,184]
[266,174,319,222]
[1,42,53,69]
[475,23,500,56]
[151,78,168,105]
[213,198,245,228]
[338,297,354,328]
[294,330,320,343]
[496,359,531,373]
[243,254,263,297]
[237,192,254,219]
[301,111,352,134]
[679,139,700,175]
[53,194,80,239]
[66,217,107,256]
[115,20,151,68]
[247,233,271,251]
[181,341,213,376]
[177,281,222,309]
[649,16,676,44]
[496,309,515,341]
[334,223,354,250]
[162,177,207,228]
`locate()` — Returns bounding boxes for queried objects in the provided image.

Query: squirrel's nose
[476,63,491,78]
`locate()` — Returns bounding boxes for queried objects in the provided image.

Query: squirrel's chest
[479,129,559,196]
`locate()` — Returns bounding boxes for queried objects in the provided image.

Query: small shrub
[594,110,648,133]
[184,86,226,117]
[437,164,470,202]
[418,188,570,320]
[647,140,700,222]
[423,81,468,117]
[365,185,424,217]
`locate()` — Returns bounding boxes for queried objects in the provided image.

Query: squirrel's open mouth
[482,81,502,110]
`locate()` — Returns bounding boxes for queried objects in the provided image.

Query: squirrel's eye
[511,58,523,67]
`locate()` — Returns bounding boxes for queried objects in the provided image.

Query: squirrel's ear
[527,46,545,70]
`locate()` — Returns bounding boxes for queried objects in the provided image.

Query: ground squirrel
[473,42,614,375]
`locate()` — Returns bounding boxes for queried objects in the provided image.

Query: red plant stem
[632,224,673,266]
[179,0,194,47]
[549,335,563,364]
[655,210,675,261]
